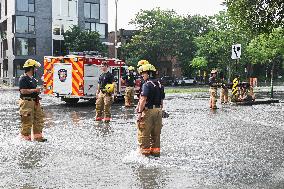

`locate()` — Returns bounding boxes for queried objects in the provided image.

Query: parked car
[176,77,197,85]
[160,76,175,86]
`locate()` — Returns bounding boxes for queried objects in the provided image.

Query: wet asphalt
[0,87,284,189]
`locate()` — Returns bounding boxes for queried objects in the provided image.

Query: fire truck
[43,54,127,104]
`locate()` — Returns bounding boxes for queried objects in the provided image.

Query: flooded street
[0,88,284,189]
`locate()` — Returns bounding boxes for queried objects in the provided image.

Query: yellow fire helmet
[138,64,156,74]
[104,83,115,93]
[211,69,217,74]
[128,66,135,71]
[137,59,150,67]
[23,59,41,68]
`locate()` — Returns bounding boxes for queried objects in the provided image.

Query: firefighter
[239,82,256,102]
[136,64,165,157]
[122,66,136,107]
[19,59,47,142]
[95,61,117,122]
[136,60,150,96]
[220,76,229,104]
[209,69,218,109]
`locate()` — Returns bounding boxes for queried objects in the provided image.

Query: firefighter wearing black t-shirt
[209,70,218,109]
[95,61,117,122]
[136,64,165,157]
[122,66,136,107]
[136,60,150,97]
[18,59,46,142]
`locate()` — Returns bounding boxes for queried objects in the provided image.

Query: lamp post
[114,0,118,59]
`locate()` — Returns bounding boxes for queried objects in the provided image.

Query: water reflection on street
[0,89,283,188]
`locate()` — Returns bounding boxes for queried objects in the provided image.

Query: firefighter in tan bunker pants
[19,59,47,142]
[95,61,117,122]
[220,76,229,104]
[209,70,218,109]
[122,66,136,107]
[136,63,165,157]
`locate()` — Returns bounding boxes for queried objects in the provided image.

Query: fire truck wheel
[62,97,79,104]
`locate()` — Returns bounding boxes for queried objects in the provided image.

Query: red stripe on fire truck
[70,58,84,96]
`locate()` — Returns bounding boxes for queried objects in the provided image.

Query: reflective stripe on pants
[137,108,162,156]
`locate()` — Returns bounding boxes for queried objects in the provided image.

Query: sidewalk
[0,84,18,91]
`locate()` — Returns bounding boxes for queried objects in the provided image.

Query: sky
[108,0,226,31]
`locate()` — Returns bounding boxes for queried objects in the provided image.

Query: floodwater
[0,87,284,189]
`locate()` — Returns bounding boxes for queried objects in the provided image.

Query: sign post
[231,44,242,98]
[231,44,241,77]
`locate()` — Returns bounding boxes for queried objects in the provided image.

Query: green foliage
[247,28,284,64]
[225,0,284,34]
[177,15,212,76]
[123,8,184,65]
[193,11,250,78]
[191,57,208,68]
[63,25,106,54]
[122,8,212,76]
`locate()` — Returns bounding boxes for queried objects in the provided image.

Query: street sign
[231,44,241,59]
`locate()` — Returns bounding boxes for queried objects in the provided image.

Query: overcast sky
[108,0,226,31]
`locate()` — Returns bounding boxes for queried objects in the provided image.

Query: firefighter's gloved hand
[112,93,117,102]
[137,112,142,122]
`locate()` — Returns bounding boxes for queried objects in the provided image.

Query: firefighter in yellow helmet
[219,72,229,104]
[136,60,150,97]
[95,61,117,122]
[122,66,137,107]
[209,69,218,109]
[18,59,47,142]
[137,59,150,67]
[136,64,165,157]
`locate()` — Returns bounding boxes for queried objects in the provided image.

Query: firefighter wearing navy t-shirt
[136,60,150,97]
[95,61,117,122]
[122,66,136,107]
[209,69,218,109]
[136,64,165,157]
[18,59,46,142]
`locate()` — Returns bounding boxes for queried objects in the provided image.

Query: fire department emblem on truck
[58,69,67,82]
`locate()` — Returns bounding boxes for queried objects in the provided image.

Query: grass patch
[165,87,208,94]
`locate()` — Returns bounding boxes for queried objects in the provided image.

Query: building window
[16,16,35,34]
[84,3,99,19]
[85,22,106,39]
[53,40,65,56]
[16,0,35,12]
[53,24,65,35]
[96,23,106,38]
[68,0,77,17]
[5,0,7,15]
[15,38,36,56]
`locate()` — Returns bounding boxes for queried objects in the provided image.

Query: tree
[177,15,213,76]
[225,0,284,34]
[63,25,106,54]
[247,28,284,64]
[247,28,284,97]
[122,8,212,76]
[193,11,250,80]
[191,56,208,68]
[123,8,184,65]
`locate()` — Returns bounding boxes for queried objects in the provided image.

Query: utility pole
[114,0,118,59]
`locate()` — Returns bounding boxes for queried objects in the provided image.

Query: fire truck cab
[43,54,126,103]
